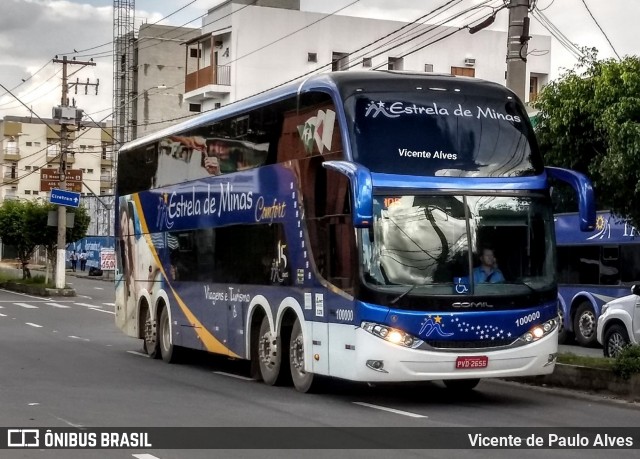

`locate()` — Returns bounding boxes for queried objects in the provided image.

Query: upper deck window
[345,88,542,177]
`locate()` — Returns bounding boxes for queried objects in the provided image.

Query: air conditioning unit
[464,58,476,67]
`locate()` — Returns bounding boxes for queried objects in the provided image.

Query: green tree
[0,200,42,278]
[533,51,640,228]
[27,203,91,282]
[0,200,91,282]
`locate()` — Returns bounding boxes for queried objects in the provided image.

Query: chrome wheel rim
[608,332,626,357]
[259,331,277,369]
[290,333,305,375]
[144,311,156,349]
[578,311,596,339]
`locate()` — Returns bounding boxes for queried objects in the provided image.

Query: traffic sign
[40,168,83,192]
[49,188,81,208]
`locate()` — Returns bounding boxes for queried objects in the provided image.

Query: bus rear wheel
[257,315,287,385]
[158,306,180,363]
[289,319,317,393]
[143,306,159,359]
[573,302,597,347]
[443,379,480,391]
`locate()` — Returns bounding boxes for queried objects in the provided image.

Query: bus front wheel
[257,315,287,385]
[158,306,180,363]
[289,319,318,393]
[573,302,597,347]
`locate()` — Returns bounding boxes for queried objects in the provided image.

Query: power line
[531,9,583,60]
[578,0,620,59]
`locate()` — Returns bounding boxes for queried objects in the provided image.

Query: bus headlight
[518,318,557,344]
[361,322,423,348]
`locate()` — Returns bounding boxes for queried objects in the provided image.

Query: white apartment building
[132,24,200,139]
[0,116,114,203]
[182,0,551,112]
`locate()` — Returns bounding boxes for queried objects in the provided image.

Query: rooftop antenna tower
[113,0,136,149]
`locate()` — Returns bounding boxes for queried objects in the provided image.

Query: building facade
[132,23,200,139]
[181,0,551,112]
[0,116,114,202]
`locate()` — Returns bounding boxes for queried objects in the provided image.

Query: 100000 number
[336,309,353,321]
[515,311,540,327]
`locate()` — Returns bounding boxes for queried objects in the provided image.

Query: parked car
[597,285,640,357]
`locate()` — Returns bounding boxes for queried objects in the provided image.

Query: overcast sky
[0,0,637,121]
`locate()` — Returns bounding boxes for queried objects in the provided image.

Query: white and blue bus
[116,71,595,392]
[555,211,639,346]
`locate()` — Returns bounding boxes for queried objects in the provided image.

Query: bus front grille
[424,339,515,349]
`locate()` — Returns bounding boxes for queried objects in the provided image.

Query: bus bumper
[347,327,558,382]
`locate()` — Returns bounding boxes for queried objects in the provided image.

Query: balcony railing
[185,65,231,92]
[3,148,21,160]
[2,171,18,184]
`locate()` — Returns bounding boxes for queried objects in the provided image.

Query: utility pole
[52,56,96,289]
[505,0,532,102]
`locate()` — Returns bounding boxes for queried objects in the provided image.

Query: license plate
[455,356,488,370]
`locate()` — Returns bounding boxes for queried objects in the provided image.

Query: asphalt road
[0,275,638,459]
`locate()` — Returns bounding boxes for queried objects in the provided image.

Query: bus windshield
[345,90,541,177]
[361,194,555,296]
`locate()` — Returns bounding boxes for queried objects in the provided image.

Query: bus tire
[257,315,287,386]
[444,379,480,391]
[289,319,318,393]
[143,306,159,359]
[573,302,597,347]
[603,324,630,358]
[557,305,569,344]
[158,306,180,363]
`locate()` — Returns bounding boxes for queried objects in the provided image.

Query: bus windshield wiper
[390,284,420,305]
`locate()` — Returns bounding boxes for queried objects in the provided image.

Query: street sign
[40,168,83,192]
[49,188,81,208]
[41,180,82,192]
[100,248,115,271]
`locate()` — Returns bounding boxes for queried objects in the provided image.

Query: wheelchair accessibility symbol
[453,277,469,294]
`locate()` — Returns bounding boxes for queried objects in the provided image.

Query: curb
[0,281,76,297]
[511,363,640,401]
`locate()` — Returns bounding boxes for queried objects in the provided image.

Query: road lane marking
[213,371,254,381]
[78,295,92,299]
[89,307,115,315]
[352,402,427,418]
[74,302,102,308]
[127,351,150,358]
[46,302,71,309]
[0,289,51,301]
[15,303,38,309]
[68,335,90,341]
[133,454,161,459]
[94,287,104,290]
[0,313,7,317]
[103,302,115,306]
[25,323,43,328]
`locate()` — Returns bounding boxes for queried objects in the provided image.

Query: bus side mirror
[322,160,373,228]
[545,167,596,232]
[632,284,640,296]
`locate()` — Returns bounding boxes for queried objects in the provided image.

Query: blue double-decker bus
[555,211,639,346]
[116,71,595,392]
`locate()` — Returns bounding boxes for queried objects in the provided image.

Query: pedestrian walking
[70,250,78,272]
[79,250,87,272]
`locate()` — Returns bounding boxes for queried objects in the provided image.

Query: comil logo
[8,429,40,447]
